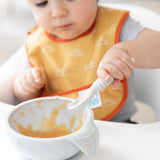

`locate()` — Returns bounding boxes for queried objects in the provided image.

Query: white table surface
[1,118,160,160]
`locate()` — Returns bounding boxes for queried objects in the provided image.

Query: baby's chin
[53,33,81,41]
[50,29,85,41]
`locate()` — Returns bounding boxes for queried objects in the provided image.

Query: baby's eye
[35,1,48,7]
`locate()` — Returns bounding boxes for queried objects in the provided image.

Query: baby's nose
[51,2,68,18]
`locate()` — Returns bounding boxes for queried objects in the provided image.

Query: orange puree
[16,102,83,138]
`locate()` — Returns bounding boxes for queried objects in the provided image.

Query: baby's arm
[97,29,160,88]
[13,67,46,101]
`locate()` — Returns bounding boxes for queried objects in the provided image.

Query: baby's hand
[13,67,46,101]
[97,47,135,89]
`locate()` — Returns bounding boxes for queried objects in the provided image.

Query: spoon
[68,77,113,111]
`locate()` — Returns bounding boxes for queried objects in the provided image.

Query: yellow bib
[26,6,129,121]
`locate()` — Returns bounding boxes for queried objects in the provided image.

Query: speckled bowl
[5,96,99,160]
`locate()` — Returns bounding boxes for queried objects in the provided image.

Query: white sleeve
[119,15,146,42]
[0,46,27,104]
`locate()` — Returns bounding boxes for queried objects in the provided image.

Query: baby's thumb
[111,79,120,89]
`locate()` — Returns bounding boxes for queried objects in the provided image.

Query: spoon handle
[90,77,113,92]
[68,77,113,111]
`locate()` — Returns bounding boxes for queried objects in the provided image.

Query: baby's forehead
[27,0,47,1]
[26,0,38,4]
[27,0,36,2]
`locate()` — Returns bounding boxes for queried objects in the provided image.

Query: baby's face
[27,0,97,40]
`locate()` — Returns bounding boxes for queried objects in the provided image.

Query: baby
[12,0,160,122]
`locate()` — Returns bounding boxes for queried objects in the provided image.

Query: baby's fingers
[97,66,113,81]
[21,68,45,93]
[99,62,124,80]
[97,67,120,89]
[112,58,132,78]
[20,72,39,94]
[31,68,45,85]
